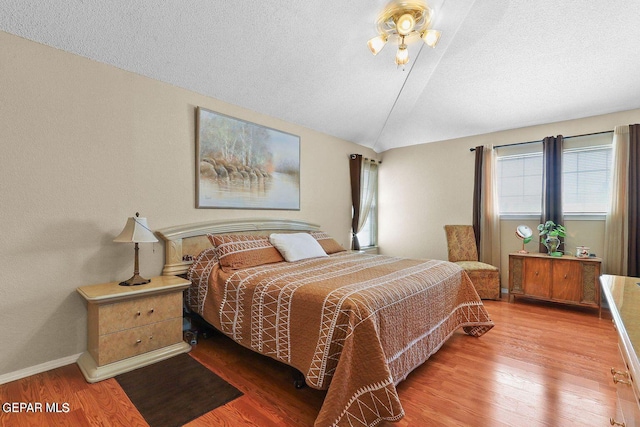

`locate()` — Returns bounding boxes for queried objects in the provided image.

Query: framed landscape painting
[196,107,300,210]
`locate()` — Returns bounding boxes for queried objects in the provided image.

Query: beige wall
[0,31,375,379]
[378,108,640,287]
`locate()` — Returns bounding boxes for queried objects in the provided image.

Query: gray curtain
[472,146,484,252]
[540,135,564,252]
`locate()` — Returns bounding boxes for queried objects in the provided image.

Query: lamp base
[119,274,152,286]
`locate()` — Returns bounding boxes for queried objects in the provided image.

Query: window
[563,145,612,214]
[497,152,542,215]
[496,133,612,216]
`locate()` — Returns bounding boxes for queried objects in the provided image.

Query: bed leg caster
[184,330,198,346]
[293,370,306,389]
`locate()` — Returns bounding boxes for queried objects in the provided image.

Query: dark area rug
[116,353,242,427]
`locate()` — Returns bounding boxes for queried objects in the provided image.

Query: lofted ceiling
[1,0,640,153]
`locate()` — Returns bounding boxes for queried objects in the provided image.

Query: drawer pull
[613,376,632,385]
[610,417,625,426]
[149,308,155,313]
[136,311,141,316]
[611,368,629,378]
[135,339,142,344]
[149,335,153,340]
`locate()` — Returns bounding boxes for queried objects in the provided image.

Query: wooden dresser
[601,275,640,426]
[508,252,602,309]
[76,275,191,383]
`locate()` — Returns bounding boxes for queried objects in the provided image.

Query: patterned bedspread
[188,251,494,427]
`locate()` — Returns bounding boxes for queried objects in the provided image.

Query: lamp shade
[114,216,158,243]
[395,45,409,66]
[367,35,387,55]
[421,29,441,48]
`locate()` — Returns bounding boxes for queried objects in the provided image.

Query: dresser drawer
[98,292,182,335]
[96,317,183,365]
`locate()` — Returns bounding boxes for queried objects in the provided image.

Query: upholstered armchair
[444,225,500,300]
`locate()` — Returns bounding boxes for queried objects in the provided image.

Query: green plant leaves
[537,221,566,238]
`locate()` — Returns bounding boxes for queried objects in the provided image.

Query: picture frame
[196,107,300,210]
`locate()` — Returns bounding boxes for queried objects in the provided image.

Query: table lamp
[114,212,158,286]
[515,224,533,254]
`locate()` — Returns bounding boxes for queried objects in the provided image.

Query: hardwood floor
[0,298,620,426]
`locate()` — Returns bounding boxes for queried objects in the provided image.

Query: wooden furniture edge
[156,218,321,276]
[77,276,191,303]
[77,342,191,383]
[601,275,640,381]
[600,274,640,419]
[508,251,603,262]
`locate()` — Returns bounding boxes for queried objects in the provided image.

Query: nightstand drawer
[98,292,182,335]
[97,317,183,365]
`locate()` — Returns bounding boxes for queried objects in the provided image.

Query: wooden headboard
[155,218,320,276]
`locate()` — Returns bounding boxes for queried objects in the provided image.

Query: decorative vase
[544,235,561,256]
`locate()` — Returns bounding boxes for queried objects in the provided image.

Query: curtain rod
[349,154,382,164]
[468,130,614,152]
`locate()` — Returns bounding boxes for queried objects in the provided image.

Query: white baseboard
[0,353,83,385]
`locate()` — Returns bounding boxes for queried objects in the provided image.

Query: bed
[156,219,494,427]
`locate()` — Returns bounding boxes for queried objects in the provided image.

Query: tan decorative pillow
[207,234,284,271]
[308,231,346,254]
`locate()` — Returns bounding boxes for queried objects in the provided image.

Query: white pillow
[269,233,329,262]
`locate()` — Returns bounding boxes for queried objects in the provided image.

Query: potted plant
[537,220,566,257]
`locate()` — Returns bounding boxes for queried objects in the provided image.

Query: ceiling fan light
[369,1,440,66]
[368,35,388,55]
[396,13,416,36]
[395,45,409,66]
[422,29,441,48]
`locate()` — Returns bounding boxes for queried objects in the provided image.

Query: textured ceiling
[2,0,640,153]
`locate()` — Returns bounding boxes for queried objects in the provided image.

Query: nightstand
[76,275,191,383]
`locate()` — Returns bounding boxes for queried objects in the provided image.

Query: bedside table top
[77,275,191,303]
